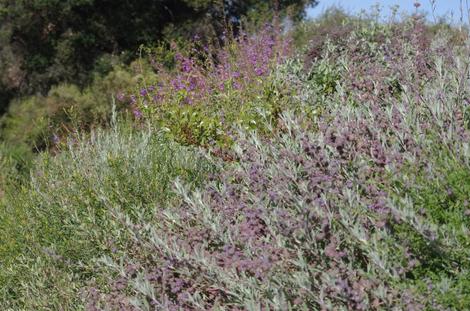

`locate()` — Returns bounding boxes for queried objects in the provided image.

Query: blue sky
[307,0,469,23]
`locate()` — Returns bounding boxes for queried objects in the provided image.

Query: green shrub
[0,61,154,153]
[0,121,213,309]
[393,157,470,309]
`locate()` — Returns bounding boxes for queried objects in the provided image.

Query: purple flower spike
[255,68,264,76]
[132,108,142,118]
[130,95,137,104]
[116,92,125,102]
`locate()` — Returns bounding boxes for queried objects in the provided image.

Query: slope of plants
[2,8,470,310]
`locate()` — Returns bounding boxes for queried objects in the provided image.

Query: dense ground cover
[1,8,470,310]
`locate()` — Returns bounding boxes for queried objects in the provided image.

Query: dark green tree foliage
[0,0,317,113]
[0,1,201,95]
[225,0,316,21]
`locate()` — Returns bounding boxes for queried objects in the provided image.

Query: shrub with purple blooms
[2,7,470,311]
[118,25,294,146]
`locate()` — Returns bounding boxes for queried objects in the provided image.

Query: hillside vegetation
[2,7,470,310]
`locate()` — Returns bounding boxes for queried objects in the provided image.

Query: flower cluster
[119,25,291,119]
